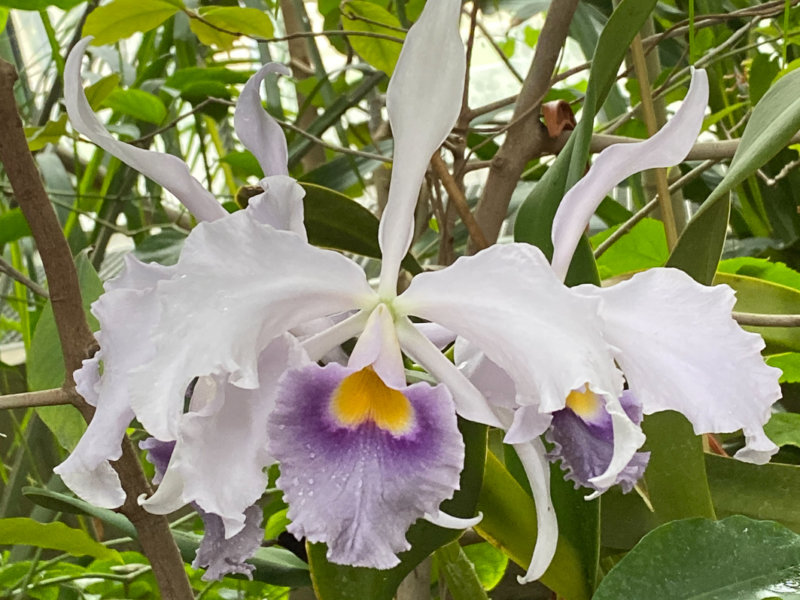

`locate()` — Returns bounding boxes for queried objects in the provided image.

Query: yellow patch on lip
[565,387,603,419]
[331,368,414,434]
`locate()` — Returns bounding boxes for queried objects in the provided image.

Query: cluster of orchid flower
[55,0,780,586]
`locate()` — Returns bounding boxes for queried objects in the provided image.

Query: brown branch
[0,60,194,600]
[0,255,49,298]
[431,154,488,251]
[470,0,580,251]
[0,388,73,410]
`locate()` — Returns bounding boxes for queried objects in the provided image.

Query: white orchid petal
[454,338,516,410]
[301,310,372,363]
[377,0,465,296]
[246,175,307,239]
[234,63,290,177]
[115,211,374,440]
[550,68,709,280]
[504,406,552,445]
[397,244,623,415]
[424,510,483,529]
[348,305,406,388]
[514,439,558,584]
[65,38,226,222]
[142,336,307,537]
[396,319,503,428]
[578,267,781,464]
[415,322,457,350]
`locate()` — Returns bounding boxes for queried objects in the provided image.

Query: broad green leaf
[767,352,800,383]
[341,0,405,75]
[666,192,730,284]
[435,542,489,600]
[83,0,182,46]
[0,209,31,246]
[594,516,800,599]
[590,218,667,279]
[134,229,186,266]
[673,68,800,283]
[28,254,103,451]
[0,517,119,561]
[308,420,486,600]
[476,453,590,600]
[85,74,122,111]
[706,455,800,533]
[103,88,167,125]
[642,411,715,523]
[25,114,68,152]
[718,256,800,291]
[461,543,507,591]
[301,183,422,274]
[165,67,252,91]
[189,7,274,50]
[714,272,800,353]
[22,487,311,587]
[0,0,82,8]
[764,413,800,449]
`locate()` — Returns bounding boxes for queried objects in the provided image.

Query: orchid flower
[54,0,582,583]
[458,68,781,578]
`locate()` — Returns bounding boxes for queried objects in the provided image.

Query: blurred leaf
[595,197,633,226]
[84,0,183,46]
[25,115,68,152]
[134,229,187,266]
[461,543,508,591]
[0,518,119,561]
[706,455,800,533]
[595,516,800,599]
[0,0,82,8]
[103,88,167,125]
[301,183,422,274]
[166,67,252,91]
[591,218,667,279]
[435,542,489,600]
[718,257,800,290]
[476,453,590,600]
[341,0,405,75]
[714,273,800,353]
[28,255,102,450]
[749,53,780,105]
[0,209,32,246]
[85,74,122,111]
[764,413,800,449]
[189,6,274,50]
[675,68,800,281]
[308,420,486,600]
[767,352,800,383]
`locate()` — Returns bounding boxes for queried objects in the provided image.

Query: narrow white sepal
[424,510,483,529]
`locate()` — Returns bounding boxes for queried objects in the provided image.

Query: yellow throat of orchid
[565,387,603,419]
[331,368,414,434]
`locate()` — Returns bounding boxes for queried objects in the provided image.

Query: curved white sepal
[424,510,483,530]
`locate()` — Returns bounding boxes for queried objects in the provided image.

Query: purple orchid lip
[546,389,650,494]
[268,362,464,570]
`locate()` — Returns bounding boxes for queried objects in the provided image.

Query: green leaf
[85,74,123,111]
[341,0,405,75]
[435,542,489,600]
[476,453,590,600]
[301,183,422,274]
[0,209,31,246]
[767,352,800,383]
[83,0,182,46]
[673,68,800,282]
[719,257,800,291]
[165,67,252,91]
[28,254,103,450]
[25,114,68,152]
[594,516,800,599]
[134,229,186,266]
[308,420,486,600]
[591,218,668,279]
[0,0,83,8]
[103,88,167,125]
[642,411,715,523]
[461,543,507,591]
[706,455,800,533]
[714,273,800,353]
[0,517,119,561]
[189,7,274,50]
[764,413,800,449]
[22,487,311,587]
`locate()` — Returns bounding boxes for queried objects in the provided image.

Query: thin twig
[431,153,488,250]
[0,388,73,410]
[0,255,49,298]
[733,312,800,327]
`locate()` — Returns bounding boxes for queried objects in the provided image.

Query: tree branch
[0,60,194,600]
[470,0,580,251]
